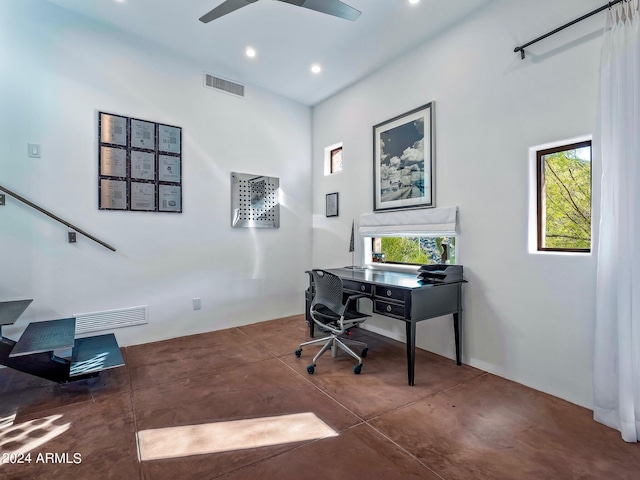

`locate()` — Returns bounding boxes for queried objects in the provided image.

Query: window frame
[368,235,457,267]
[536,140,592,253]
[330,146,343,174]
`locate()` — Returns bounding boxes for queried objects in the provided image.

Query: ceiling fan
[199,0,362,23]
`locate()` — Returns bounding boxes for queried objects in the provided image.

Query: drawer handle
[361,285,366,292]
[386,289,392,297]
[386,305,392,312]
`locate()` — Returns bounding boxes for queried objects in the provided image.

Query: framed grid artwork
[98,112,182,213]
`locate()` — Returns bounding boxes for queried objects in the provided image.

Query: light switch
[28,143,41,158]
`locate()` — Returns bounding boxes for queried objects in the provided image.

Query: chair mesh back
[311,270,344,316]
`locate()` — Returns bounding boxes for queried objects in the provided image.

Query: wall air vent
[204,72,245,98]
[74,305,148,334]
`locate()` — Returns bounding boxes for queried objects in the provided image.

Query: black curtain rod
[514,0,624,59]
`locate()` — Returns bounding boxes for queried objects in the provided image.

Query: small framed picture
[326,192,339,217]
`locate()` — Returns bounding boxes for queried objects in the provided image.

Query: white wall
[312,0,604,408]
[0,0,312,346]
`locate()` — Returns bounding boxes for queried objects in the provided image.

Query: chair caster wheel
[360,348,368,358]
[307,365,315,374]
[353,364,362,375]
[295,349,302,358]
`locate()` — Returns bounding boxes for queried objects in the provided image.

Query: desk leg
[305,285,314,338]
[453,312,461,365]
[405,321,416,386]
[308,321,315,339]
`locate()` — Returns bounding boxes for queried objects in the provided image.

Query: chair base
[297,334,368,370]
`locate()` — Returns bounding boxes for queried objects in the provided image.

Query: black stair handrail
[0,184,116,252]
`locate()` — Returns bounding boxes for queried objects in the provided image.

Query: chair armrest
[343,293,367,311]
[346,293,368,301]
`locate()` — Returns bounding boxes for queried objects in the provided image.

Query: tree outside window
[372,237,456,265]
[537,141,592,252]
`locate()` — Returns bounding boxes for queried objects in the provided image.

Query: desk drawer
[343,280,372,295]
[374,300,407,319]
[375,285,406,302]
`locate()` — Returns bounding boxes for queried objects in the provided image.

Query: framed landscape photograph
[373,102,435,212]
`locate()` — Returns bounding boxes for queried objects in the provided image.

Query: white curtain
[594,0,640,443]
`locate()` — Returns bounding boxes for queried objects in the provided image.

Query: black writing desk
[305,267,464,386]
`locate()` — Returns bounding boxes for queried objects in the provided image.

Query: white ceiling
[43,0,492,106]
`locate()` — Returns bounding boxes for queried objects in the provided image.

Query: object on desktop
[372,253,386,263]
[349,219,355,267]
[417,264,463,283]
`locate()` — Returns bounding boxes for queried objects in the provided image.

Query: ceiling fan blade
[199,0,259,23]
[277,0,361,21]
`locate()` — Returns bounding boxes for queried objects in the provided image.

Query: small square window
[537,141,592,252]
[330,147,343,174]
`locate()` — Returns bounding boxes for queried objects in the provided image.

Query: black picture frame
[98,112,182,213]
[326,192,339,217]
[373,102,435,212]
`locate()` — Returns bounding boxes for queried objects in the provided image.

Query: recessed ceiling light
[245,47,256,58]
[409,0,420,4]
[310,64,322,74]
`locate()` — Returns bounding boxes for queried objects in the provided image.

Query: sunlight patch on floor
[137,412,338,461]
[0,414,70,457]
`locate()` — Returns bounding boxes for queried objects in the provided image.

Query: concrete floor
[0,314,638,479]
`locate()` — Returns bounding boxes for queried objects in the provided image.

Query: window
[537,141,591,252]
[324,142,343,176]
[330,147,343,174]
[371,236,456,266]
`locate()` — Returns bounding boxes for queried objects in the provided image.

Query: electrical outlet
[193,298,201,310]
[0,194,5,206]
[68,231,77,243]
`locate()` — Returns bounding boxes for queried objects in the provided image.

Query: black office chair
[295,269,370,375]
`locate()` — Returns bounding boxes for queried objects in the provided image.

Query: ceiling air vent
[204,73,245,98]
